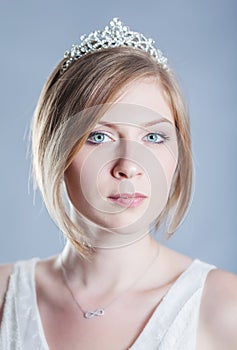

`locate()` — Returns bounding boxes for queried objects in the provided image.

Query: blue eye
[144,132,168,144]
[87,131,112,144]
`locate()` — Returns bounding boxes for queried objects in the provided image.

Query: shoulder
[0,264,14,301]
[0,263,14,322]
[198,267,237,349]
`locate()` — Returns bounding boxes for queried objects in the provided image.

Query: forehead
[99,78,174,127]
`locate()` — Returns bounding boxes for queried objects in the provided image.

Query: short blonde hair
[30,47,193,258]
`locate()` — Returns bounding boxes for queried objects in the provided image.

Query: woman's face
[64,77,178,242]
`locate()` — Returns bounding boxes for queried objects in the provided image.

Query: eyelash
[86,131,170,145]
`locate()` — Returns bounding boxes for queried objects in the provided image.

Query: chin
[73,201,164,235]
[90,211,153,235]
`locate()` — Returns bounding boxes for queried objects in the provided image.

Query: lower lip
[108,197,146,208]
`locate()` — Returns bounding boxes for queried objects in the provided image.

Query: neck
[60,234,160,293]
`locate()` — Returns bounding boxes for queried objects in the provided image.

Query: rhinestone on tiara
[61,17,169,73]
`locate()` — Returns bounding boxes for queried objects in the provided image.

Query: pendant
[84,308,105,319]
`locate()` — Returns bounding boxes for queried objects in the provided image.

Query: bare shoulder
[198,267,237,349]
[0,263,14,322]
[0,264,14,300]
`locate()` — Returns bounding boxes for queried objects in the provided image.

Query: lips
[108,193,147,208]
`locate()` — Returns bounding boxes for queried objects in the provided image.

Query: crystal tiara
[61,17,169,73]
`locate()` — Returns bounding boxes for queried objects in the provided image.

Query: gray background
[0,0,236,273]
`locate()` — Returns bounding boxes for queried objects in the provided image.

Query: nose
[112,158,142,179]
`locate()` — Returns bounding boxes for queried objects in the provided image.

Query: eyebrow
[97,118,173,127]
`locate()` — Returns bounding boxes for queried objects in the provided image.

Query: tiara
[61,17,169,73]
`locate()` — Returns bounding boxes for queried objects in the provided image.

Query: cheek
[64,149,112,209]
[64,139,178,221]
[165,138,179,184]
[64,164,82,205]
[64,152,92,204]
[158,150,178,188]
[149,138,179,189]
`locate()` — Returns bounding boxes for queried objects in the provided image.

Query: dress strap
[0,258,48,350]
[131,259,217,349]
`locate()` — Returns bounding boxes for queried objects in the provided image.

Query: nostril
[112,159,143,179]
[118,171,127,178]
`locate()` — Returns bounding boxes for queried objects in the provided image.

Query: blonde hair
[30,47,193,258]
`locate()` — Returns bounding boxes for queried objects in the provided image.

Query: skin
[0,78,237,349]
[64,77,178,246]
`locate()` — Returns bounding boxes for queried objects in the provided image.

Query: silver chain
[60,248,160,319]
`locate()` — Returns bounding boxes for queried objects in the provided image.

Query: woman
[0,17,236,350]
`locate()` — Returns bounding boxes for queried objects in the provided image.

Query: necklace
[60,248,160,319]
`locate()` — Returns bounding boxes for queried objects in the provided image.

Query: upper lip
[108,192,147,199]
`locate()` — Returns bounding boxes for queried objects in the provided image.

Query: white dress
[0,258,217,350]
